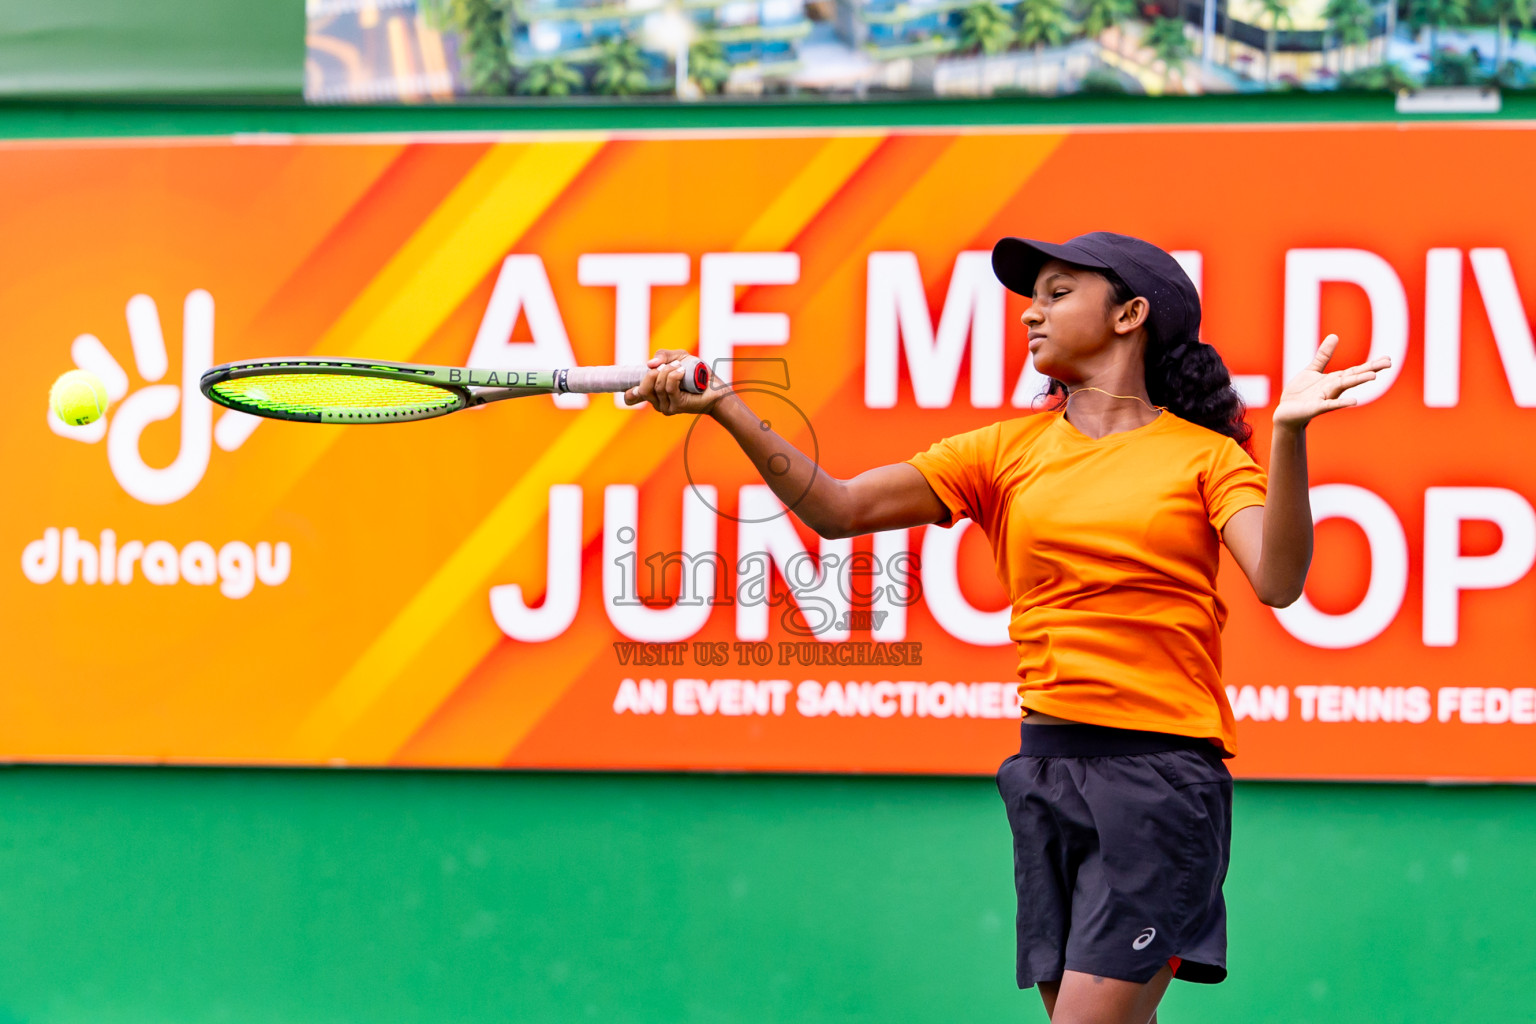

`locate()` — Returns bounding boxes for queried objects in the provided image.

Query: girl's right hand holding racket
[625,349,726,417]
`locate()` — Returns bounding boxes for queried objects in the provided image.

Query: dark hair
[1042,270,1253,453]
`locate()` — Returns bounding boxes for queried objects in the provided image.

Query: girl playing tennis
[626,232,1387,1024]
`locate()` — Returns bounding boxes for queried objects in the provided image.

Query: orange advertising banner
[5,126,1536,781]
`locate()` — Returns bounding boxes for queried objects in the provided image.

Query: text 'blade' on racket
[199,356,710,424]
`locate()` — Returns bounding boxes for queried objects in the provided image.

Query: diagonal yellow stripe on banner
[736,135,880,252]
[285,134,886,763]
[615,132,891,358]
[384,132,1066,769]
[233,139,606,526]
[285,402,630,760]
[323,141,604,361]
[480,133,1069,765]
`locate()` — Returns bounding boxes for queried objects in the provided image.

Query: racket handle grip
[560,356,709,396]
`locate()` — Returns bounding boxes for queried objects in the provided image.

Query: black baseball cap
[991,231,1200,345]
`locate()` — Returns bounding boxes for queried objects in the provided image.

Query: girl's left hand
[1272,334,1391,430]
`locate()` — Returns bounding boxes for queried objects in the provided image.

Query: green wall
[0,0,301,97]
[0,768,1531,1024]
[3,89,1535,143]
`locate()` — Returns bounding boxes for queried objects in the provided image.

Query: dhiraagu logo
[27,289,291,599]
[48,289,261,505]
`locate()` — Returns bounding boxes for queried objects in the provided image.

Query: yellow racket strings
[211,373,459,418]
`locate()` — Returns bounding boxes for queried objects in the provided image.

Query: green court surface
[0,767,1530,1023]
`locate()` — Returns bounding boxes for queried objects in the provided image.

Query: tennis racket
[200,355,709,424]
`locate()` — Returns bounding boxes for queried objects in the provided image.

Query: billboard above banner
[302,0,1535,104]
[4,124,1536,781]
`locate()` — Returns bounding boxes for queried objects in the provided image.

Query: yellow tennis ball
[50,369,110,426]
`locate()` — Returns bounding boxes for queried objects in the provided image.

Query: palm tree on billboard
[592,36,651,95]
[517,58,584,96]
[1257,0,1293,86]
[1080,0,1135,55]
[1477,0,1533,71]
[422,0,514,94]
[959,1,1018,53]
[1409,0,1469,61]
[957,1,1015,92]
[1146,15,1194,90]
[1324,0,1373,71]
[1339,56,1418,87]
[688,39,732,94]
[1017,0,1074,91]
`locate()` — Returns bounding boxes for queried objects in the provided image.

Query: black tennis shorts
[995,722,1233,988]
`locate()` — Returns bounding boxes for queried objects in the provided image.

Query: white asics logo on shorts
[1132,928,1156,950]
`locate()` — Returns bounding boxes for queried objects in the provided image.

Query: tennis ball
[50,369,110,426]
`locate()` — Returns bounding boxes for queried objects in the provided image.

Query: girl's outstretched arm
[627,349,947,539]
[1224,334,1391,607]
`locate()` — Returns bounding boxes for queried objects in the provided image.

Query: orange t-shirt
[907,409,1268,755]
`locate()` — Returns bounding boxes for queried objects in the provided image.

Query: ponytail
[1144,334,1254,453]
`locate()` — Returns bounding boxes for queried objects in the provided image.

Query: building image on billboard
[304,0,1536,101]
